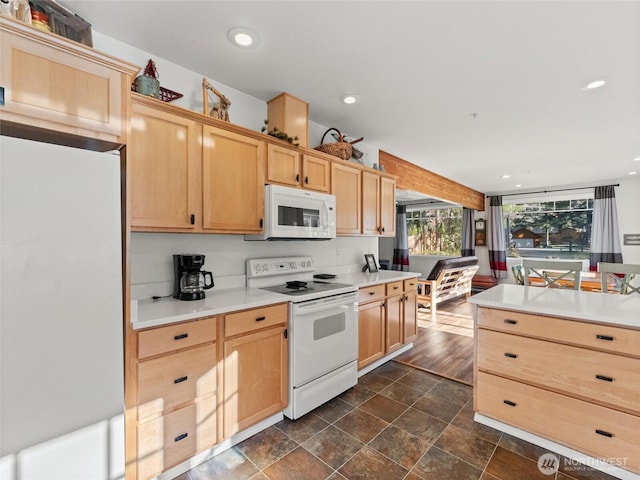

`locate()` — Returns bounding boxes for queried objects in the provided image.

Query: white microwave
[245,184,336,240]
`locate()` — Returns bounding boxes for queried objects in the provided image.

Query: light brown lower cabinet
[135,316,218,480]
[222,302,288,438]
[357,278,419,370]
[133,303,288,479]
[475,307,640,474]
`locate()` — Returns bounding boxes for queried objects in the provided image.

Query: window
[407,207,463,256]
[504,197,593,260]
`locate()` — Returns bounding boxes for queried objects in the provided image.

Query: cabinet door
[386,294,404,353]
[331,163,362,235]
[403,291,418,343]
[267,144,300,187]
[380,176,396,237]
[358,300,385,369]
[362,171,381,235]
[301,154,330,192]
[223,326,287,437]
[202,126,265,233]
[0,18,136,143]
[130,102,201,230]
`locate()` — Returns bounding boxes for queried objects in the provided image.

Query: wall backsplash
[131,233,379,300]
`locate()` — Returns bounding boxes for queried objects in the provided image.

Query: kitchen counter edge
[469,284,640,329]
[132,270,422,330]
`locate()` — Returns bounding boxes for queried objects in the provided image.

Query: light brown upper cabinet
[130,100,201,231]
[0,16,138,145]
[130,95,265,234]
[266,144,330,192]
[362,172,396,236]
[331,162,362,235]
[202,125,265,233]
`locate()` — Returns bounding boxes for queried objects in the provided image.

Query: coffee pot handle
[203,271,215,289]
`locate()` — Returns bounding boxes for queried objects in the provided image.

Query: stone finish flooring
[175,361,619,480]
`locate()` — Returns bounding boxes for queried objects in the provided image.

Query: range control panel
[246,257,314,278]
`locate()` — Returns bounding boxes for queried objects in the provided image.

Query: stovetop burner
[286,280,308,290]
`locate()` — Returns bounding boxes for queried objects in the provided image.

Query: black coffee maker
[173,254,214,301]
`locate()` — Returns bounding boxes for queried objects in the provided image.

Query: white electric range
[246,257,358,419]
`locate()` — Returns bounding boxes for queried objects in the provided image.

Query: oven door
[290,292,358,387]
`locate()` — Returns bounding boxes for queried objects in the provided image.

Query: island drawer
[477,329,640,414]
[138,316,217,359]
[137,396,217,480]
[477,307,640,357]
[358,284,386,303]
[137,343,217,421]
[224,303,287,337]
[476,371,640,473]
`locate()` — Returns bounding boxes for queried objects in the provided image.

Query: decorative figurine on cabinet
[202,78,231,122]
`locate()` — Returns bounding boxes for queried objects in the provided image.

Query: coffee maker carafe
[173,254,214,301]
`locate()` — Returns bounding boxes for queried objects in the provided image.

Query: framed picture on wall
[475,230,486,246]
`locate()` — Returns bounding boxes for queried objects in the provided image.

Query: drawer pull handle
[595,429,613,438]
[256,316,266,322]
[174,376,188,384]
[393,286,399,289]
[174,333,188,340]
[369,291,376,295]
[503,400,517,407]
[504,352,518,359]
[504,319,518,325]
[595,374,613,382]
[596,334,614,341]
[174,433,188,442]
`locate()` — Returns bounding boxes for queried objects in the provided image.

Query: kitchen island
[469,284,640,480]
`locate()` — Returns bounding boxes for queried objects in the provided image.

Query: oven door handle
[293,297,357,315]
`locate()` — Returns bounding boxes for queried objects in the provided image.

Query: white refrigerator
[0,136,124,479]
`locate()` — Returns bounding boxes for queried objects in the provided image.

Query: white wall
[616,176,640,265]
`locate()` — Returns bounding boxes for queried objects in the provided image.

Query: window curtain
[590,185,623,271]
[487,196,507,278]
[461,207,475,257]
[392,205,409,271]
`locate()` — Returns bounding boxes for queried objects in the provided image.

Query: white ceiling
[61,1,640,196]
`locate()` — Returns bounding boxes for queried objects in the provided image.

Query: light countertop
[132,287,289,330]
[469,284,640,329]
[132,269,422,330]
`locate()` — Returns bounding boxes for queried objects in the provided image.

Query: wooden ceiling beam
[379,150,485,211]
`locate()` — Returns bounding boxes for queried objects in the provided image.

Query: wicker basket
[314,128,353,161]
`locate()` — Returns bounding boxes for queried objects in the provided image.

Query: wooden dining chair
[522,259,583,290]
[511,264,525,285]
[597,262,640,294]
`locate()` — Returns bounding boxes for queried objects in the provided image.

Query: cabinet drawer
[137,396,217,480]
[404,279,418,292]
[476,372,640,473]
[477,307,640,358]
[386,281,403,296]
[358,284,386,303]
[224,303,287,337]
[138,316,216,359]
[477,329,640,414]
[138,344,216,421]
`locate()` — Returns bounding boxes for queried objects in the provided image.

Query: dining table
[526,270,615,292]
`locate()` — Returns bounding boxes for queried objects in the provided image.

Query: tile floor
[174,361,619,480]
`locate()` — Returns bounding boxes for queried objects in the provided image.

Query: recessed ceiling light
[340,94,360,105]
[515,184,522,188]
[634,156,640,162]
[501,174,511,179]
[581,79,606,91]
[629,171,638,175]
[227,27,260,48]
